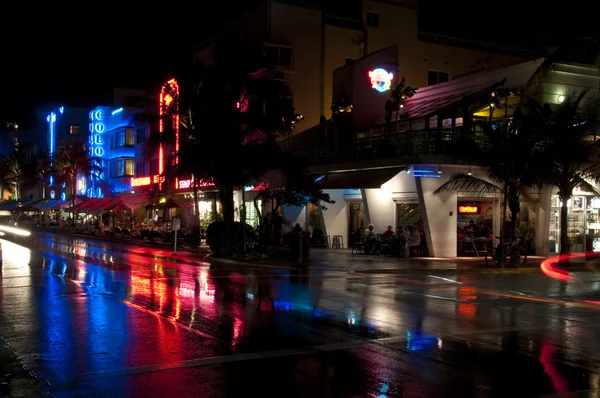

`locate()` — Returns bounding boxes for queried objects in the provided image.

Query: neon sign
[176,178,214,190]
[87,107,107,198]
[159,79,180,174]
[368,68,393,92]
[458,205,480,214]
[131,175,162,187]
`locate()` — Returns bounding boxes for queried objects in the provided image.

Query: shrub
[206,221,254,256]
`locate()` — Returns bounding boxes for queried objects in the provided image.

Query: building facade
[284,46,600,257]
[45,104,139,201]
[195,0,531,134]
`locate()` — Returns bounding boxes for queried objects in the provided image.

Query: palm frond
[433,173,503,195]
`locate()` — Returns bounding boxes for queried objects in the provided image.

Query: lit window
[69,125,80,135]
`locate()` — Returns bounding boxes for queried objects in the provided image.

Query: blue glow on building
[111,107,123,115]
[87,107,107,198]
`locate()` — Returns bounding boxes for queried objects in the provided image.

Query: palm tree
[3,143,30,201]
[434,104,547,256]
[537,92,600,254]
[25,150,53,200]
[175,64,292,230]
[54,141,102,207]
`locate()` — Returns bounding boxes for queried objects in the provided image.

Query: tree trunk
[560,194,570,255]
[217,184,235,256]
[192,175,200,227]
[219,185,234,226]
[71,176,76,207]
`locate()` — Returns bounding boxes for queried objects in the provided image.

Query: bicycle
[485,236,528,267]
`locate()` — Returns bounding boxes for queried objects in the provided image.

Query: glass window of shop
[515,202,536,255]
[457,201,494,255]
[549,194,597,253]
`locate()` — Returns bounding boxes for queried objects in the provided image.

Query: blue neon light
[412,169,434,173]
[111,107,123,115]
[87,108,107,198]
[413,174,441,178]
[59,106,64,114]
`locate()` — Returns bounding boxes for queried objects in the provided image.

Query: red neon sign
[175,178,214,190]
[131,175,161,187]
[458,205,480,214]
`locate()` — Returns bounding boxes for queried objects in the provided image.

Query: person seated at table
[382,225,395,240]
[477,222,491,238]
[365,224,376,253]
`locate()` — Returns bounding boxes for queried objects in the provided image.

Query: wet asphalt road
[1,233,600,397]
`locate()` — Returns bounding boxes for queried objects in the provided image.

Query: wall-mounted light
[437,165,442,174]
[558,95,565,103]
[467,167,472,176]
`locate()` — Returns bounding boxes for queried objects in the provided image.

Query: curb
[352,265,596,275]
[352,267,541,275]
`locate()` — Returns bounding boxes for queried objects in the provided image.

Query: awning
[86,198,114,213]
[37,200,66,210]
[317,168,402,190]
[71,198,101,212]
[0,200,38,211]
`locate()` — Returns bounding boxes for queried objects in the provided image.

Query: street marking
[48,322,595,386]
[428,275,462,284]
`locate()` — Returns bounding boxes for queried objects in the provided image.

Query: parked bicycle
[485,236,528,267]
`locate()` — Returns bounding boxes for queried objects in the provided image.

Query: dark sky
[0,3,250,128]
[0,0,590,129]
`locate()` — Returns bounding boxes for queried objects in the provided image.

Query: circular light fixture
[558,95,565,103]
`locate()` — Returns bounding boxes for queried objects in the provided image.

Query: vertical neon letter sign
[159,78,180,174]
[87,108,106,198]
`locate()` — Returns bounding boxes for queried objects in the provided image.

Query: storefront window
[550,194,591,253]
[457,201,494,256]
[516,202,536,254]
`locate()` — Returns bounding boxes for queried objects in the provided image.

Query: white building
[285,50,600,257]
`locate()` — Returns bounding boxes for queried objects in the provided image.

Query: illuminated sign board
[368,68,393,92]
[458,205,480,214]
[131,175,162,187]
[87,107,107,198]
[176,178,214,190]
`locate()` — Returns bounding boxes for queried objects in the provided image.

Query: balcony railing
[294,128,493,166]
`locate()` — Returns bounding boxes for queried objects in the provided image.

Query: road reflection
[1,235,600,396]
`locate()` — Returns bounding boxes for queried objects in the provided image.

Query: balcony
[294,128,493,168]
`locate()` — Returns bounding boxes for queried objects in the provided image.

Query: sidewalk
[209,248,547,275]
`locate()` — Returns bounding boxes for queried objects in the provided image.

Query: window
[136,161,146,177]
[125,159,134,176]
[366,11,379,28]
[112,159,134,177]
[149,159,159,175]
[265,45,293,68]
[428,71,449,86]
[345,58,355,65]
[69,125,80,135]
[118,128,135,147]
[136,128,146,143]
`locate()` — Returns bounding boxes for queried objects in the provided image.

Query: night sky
[0,0,590,129]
